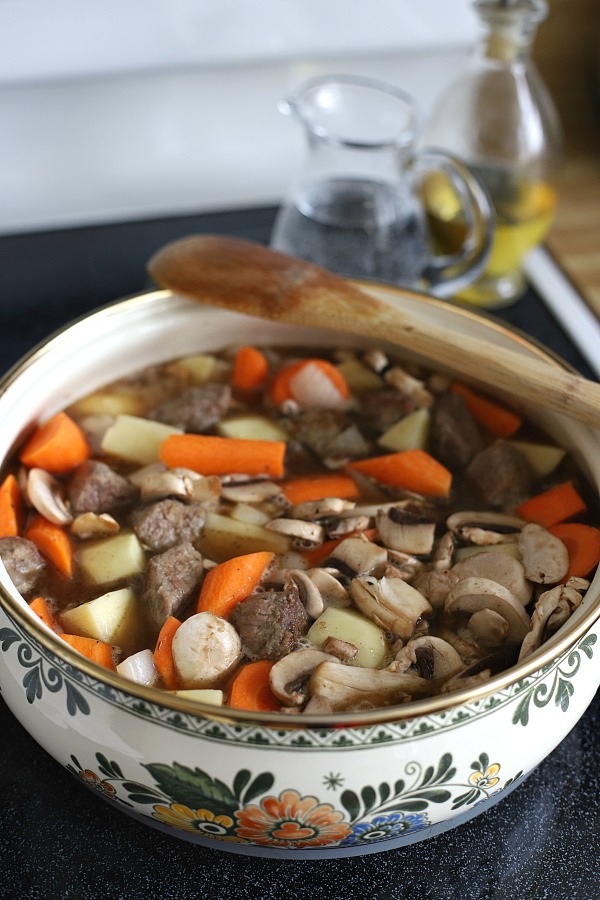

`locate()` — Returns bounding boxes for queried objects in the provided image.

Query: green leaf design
[23,667,43,703]
[64,682,90,716]
[0,627,21,649]
[579,633,597,659]
[432,753,456,783]
[378,782,391,804]
[340,789,361,820]
[97,753,123,780]
[242,771,275,803]
[121,781,165,802]
[511,632,596,726]
[232,769,251,800]
[144,762,239,814]
[361,785,377,815]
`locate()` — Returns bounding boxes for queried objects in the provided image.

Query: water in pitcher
[272,177,429,284]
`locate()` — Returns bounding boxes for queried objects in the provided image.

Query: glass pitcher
[270,74,494,298]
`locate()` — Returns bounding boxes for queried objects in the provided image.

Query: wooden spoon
[148,234,600,429]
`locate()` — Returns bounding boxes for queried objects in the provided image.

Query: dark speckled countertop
[0,207,599,900]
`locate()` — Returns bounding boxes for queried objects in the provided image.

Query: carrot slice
[159,434,286,478]
[19,411,91,474]
[59,633,116,670]
[348,449,452,498]
[0,473,23,537]
[29,596,59,632]
[281,473,360,506]
[228,660,279,712]
[451,383,522,438]
[197,551,273,618]
[268,358,350,406]
[153,615,182,690]
[232,346,269,392]
[25,514,74,577]
[517,481,587,529]
[549,522,600,581]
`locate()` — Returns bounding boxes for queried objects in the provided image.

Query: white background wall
[0,0,478,234]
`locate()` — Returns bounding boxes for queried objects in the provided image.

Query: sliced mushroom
[328,536,388,575]
[139,468,196,502]
[467,608,510,647]
[440,668,493,694]
[292,497,356,519]
[376,505,436,556]
[350,574,432,639]
[447,511,526,546]
[308,660,431,711]
[322,636,359,661]
[71,512,120,539]
[431,530,455,570]
[326,515,371,540]
[452,551,532,605]
[517,523,569,584]
[385,549,426,580]
[178,471,222,503]
[383,366,433,408]
[391,636,464,681]
[27,468,73,525]
[171,612,242,689]
[445,576,531,644]
[306,568,351,608]
[265,518,324,548]
[269,648,336,706]
[518,580,587,660]
[221,480,284,504]
[287,569,325,619]
[411,568,461,609]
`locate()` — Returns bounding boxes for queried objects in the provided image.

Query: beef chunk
[430,393,483,470]
[0,537,46,595]
[150,383,231,433]
[67,459,136,515]
[359,389,416,434]
[466,439,533,508]
[282,408,352,459]
[230,581,309,660]
[131,499,206,552]
[143,542,204,629]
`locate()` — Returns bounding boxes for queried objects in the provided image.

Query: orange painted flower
[77,769,116,798]
[152,803,235,837]
[235,789,352,848]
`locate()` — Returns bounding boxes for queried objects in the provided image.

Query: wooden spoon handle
[148,235,600,429]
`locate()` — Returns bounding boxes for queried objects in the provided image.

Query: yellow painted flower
[469,763,501,790]
[153,803,234,837]
[235,789,352,848]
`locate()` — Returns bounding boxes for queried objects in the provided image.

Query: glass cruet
[421,0,563,308]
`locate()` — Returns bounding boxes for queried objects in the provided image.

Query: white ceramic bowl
[0,286,599,860]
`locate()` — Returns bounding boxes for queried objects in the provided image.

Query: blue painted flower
[340,812,429,846]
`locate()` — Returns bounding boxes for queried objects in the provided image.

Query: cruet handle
[414,149,494,299]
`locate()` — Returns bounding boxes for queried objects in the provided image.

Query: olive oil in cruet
[421,0,562,308]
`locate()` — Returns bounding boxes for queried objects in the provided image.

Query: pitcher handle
[415,148,494,299]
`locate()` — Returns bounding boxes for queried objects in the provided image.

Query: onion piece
[116,648,159,686]
[289,362,349,410]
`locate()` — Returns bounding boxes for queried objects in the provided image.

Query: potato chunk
[199,512,290,561]
[78,531,146,585]
[307,607,387,668]
[101,414,182,465]
[60,587,146,656]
